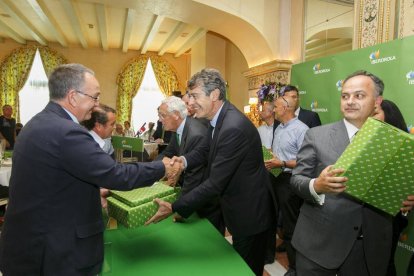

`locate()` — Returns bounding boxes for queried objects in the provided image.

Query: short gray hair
[187,68,226,100]
[48,63,95,100]
[161,96,188,119]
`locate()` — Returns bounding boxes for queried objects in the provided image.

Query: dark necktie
[176,133,180,145]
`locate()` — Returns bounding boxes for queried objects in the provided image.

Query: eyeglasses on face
[75,90,100,101]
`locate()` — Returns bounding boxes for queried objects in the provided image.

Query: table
[143,142,158,160]
[101,216,254,276]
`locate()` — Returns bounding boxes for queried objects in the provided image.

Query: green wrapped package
[262,146,282,177]
[110,182,175,207]
[334,118,414,215]
[107,182,180,228]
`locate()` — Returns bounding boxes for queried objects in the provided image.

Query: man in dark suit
[290,70,414,276]
[147,68,275,275]
[0,64,178,275]
[281,85,321,128]
[155,96,223,233]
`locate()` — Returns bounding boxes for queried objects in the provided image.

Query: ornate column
[398,0,414,38]
[354,0,397,48]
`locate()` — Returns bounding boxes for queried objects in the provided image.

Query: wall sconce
[244,97,260,127]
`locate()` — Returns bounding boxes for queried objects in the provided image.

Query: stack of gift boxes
[107,182,180,228]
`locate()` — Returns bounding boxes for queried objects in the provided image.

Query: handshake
[161,156,185,186]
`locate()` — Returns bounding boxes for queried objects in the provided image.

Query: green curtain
[150,56,180,96]
[0,45,37,122]
[38,46,68,77]
[116,56,149,123]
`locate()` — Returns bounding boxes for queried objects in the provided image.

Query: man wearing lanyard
[265,96,308,276]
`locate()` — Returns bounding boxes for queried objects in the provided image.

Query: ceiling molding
[95,3,108,50]
[122,8,134,53]
[0,0,47,45]
[174,28,206,57]
[158,21,186,56]
[140,15,165,54]
[0,20,26,44]
[26,0,67,47]
[61,0,88,48]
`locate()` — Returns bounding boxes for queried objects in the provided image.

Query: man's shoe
[276,241,286,252]
[284,268,296,276]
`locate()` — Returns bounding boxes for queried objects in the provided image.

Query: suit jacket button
[353,226,359,231]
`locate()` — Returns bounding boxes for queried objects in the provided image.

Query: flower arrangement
[257,82,286,103]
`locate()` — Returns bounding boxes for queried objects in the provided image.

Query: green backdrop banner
[291,35,414,276]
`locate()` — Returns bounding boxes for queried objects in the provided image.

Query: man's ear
[375,96,383,109]
[68,90,78,107]
[210,89,220,101]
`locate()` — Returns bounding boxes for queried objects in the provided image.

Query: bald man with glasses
[265,96,309,276]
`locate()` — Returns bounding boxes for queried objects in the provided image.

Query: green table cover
[101,216,254,276]
[262,146,282,177]
[334,118,414,215]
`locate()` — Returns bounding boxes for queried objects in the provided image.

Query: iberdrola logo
[312,63,330,74]
[310,100,328,113]
[369,49,396,64]
[369,50,380,61]
[336,80,343,91]
[406,71,414,85]
[408,125,414,134]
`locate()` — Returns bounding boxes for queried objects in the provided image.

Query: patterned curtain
[38,46,68,77]
[0,45,37,122]
[150,56,180,96]
[116,56,149,123]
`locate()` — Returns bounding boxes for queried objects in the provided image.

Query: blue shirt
[272,117,308,172]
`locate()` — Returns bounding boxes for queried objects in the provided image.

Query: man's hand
[401,195,414,214]
[264,158,281,170]
[314,165,348,194]
[162,157,183,186]
[167,156,185,186]
[154,138,164,144]
[145,198,173,225]
[100,188,110,209]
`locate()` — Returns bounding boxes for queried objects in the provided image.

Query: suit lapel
[207,101,229,171]
[179,118,190,154]
[330,120,349,158]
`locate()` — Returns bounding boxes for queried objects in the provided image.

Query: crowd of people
[0,64,413,276]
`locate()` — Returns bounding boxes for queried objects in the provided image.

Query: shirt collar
[294,107,300,117]
[210,102,224,128]
[89,130,105,149]
[343,119,359,141]
[177,117,186,136]
[280,117,298,127]
[62,107,79,124]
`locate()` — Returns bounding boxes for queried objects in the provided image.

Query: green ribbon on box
[110,182,175,207]
[262,146,282,177]
[334,118,414,215]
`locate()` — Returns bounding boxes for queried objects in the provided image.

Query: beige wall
[0,39,190,108]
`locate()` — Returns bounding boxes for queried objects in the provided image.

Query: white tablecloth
[0,166,12,187]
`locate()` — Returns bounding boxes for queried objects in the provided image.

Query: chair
[111,136,145,163]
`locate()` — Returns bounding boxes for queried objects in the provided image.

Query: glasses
[280,96,289,107]
[75,90,100,101]
[158,112,169,120]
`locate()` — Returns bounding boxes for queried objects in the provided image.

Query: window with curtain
[131,59,165,133]
[19,49,49,125]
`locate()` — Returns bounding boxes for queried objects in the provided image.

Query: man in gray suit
[291,70,414,276]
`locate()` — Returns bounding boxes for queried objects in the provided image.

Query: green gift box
[107,182,180,228]
[334,118,414,215]
[262,146,282,177]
